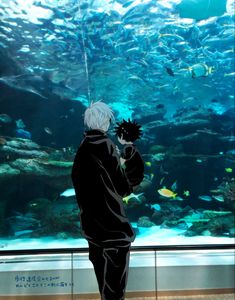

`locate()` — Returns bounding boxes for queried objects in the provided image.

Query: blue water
[0,0,234,250]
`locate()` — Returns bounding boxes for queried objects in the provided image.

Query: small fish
[165,67,174,76]
[60,188,75,197]
[159,177,165,185]
[212,195,224,202]
[224,72,235,77]
[203,84,212,88]
[122,0,135,8]
[150,203,161,211]
[145,161,152,167]
[210,189,221,194]
[182,97,195,103]
[128,75,143,81]
[189,63,214,78]
[14,230,33,237]
[225,167,233,173]
[174,196,184,201]
[158,188,177,199]
[198,195,212,201]
[44,127,53,135]
[159,33,184,41]
[123,192,144,204]
[171,181,177,192]
[183,190,190,197]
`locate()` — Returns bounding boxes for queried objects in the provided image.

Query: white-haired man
[71,101,135,300]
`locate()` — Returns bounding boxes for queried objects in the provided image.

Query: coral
[221,180,235,211]
[137,216,155,227]
[0,137,7,146]
[184,213,234,237]
[184,221,209,237]
[207,214,234,236]
[0,163,20,182]
[27,198,52,219]
[40,160,73,168]
[151,211,165,225]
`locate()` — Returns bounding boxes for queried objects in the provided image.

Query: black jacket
[121,144,144,187]
[71,130,135,246]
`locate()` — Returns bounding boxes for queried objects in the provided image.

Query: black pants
[88,241,131,300]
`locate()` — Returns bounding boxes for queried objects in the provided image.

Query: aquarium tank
[0,0,234,251]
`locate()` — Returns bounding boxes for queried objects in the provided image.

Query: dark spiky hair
[114,119,142,142]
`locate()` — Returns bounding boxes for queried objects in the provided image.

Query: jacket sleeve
[104,140,133,197]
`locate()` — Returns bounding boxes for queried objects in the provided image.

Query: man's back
[71,129,135,246]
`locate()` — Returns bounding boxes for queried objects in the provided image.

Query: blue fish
[15,129,32,139]
[198,195,212,202]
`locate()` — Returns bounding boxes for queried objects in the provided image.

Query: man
[71,101,135,300]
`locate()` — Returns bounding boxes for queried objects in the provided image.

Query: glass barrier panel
[0,254,73,297]
[155,249,235,295]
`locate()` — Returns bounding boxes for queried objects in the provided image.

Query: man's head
[84,101,114,132]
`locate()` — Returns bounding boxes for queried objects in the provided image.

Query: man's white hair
[84,101,114,130]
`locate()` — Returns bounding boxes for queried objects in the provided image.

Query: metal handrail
[0,243,234,256]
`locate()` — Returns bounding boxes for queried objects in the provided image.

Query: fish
[0,75,47,99]
[165,67,174,76]
[189,63,214,78]
[44,127,53,135]
[150,203,161,211]
[145,161,152,167]
[198,195,212,201]
[123,192,144,204]
[212,195,224,202]
[183,190,190,197]
[224,72,235,77]
[157,188,177,199]
[160,177,165,185]
[159,33,184,41]
[14,230,33,237]
[225,168,233,173]
[174,196,184,201]
[171,181,177,192]
[60,188,76,197]
[122,0,135,8]
[176,0,227,20]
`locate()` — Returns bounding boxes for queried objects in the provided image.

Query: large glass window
[0,0,234,251]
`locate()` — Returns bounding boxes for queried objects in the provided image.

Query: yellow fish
[225,167,233,173]
[158,188,177,199]
[145,161,152,167]
[123,193,144,204]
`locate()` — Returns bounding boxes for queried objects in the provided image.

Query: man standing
[71,101,135,300]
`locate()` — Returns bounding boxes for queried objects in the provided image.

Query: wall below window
[0,250,234,298]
